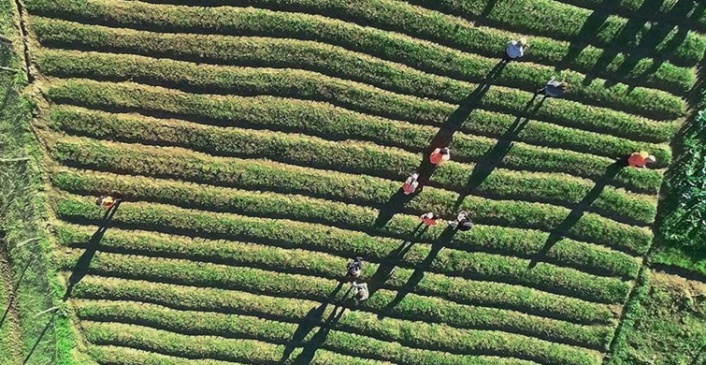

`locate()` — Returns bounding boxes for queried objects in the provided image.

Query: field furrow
[91,0,698,91]
[25,0,688,117]
[47,105,658,226]
[72,300,603,365]
[30,18,684,140]
[48,136,654,255]
[53,194,633,304]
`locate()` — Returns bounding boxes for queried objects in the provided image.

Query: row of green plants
[31,18,684,137]
[49,137,654,256]
[53,195,633,304]
[101,0,699,90]
[87,346,249,365]
[73,301,603,365]
[81,321,535,365]
[403,0,705,65]
[44,79,667,195]
[59,244,613,349]
[26,0,688,116]
[52,168,641,279]
[48,105,658,225]
[58,248,603,365]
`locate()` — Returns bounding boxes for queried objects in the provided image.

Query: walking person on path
[536,77,569,98]
[503,38,529,63]
[402,173,420,195]
[627,151,656,168]
[429,147,451,165]
[346,257,364,279]
[448,211,474,231]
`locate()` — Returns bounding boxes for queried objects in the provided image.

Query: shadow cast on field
[454,95,543,209]
[63,202,121,300]
[528,160,626,268]
[0,252,34,330]
[368,223,428,295]
[376,226,457,319]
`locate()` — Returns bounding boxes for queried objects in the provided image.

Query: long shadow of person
[22,312,56,365]
[0,251,35,329]
[288,295,347,365]
[368,223,428,296]
[528,160,626,268]
[454,96,543,209]
[376,226,456,319]
[63,201,122,300]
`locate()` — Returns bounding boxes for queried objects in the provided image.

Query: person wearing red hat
[429,147,451,165]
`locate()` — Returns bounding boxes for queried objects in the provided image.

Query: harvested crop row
[48,107,658,225]
[88,345,249,365]
[45,80,666,195]
[82,321,542,365]
[54,195,633,303]
[51,101,671,169]
[97,0,699,91]
[26,0,687,116]
[403,0,706,65]
[51,168,642,278]
[60,251,614,348]
[31,19,684,137]
[73,301,603,365]
[49,137,654,255]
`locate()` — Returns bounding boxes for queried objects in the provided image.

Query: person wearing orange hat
[420,212,438,226]
[429,147,451,165]
[95,195,117,210]
[627,151,656,168]
[402,173,419,195]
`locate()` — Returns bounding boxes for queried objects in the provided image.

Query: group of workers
[92,39,659,308]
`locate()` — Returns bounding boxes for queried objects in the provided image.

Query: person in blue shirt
[502,38,529,63]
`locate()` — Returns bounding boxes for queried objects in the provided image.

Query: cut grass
[48,137,654,255]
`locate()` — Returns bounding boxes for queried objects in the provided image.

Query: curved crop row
[49,137,654,254]
[53,195,633,303]
[48,107,657,225]
[88,345,248,365]
[51,168,642,278]
[26,0,687,117]
[81,321,541,365]
[402,0,705,65]
[45,79,666,195]
[31,19,683,141]
[87,0,698,92]
[52,103,671,169]
[59,251,613,348]
[74,301,603,365]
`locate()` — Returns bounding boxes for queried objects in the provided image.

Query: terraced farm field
[11,0,706,364]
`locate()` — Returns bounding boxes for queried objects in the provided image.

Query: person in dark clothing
[448,211,473,231]
[536,78,568,98]
[346,257,364,279]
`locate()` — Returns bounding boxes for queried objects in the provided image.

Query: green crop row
[31,19,683,140]
[48,106,658,225]
[61,259,613,349]
[81,320,540,365]
[82,321,395,365]
[45,79,666,195]
[403,0,706,65]
[85,0,698,92]
[37,51,673,155]
[26,0,687,118]
[51,168,641,279]
[88,345,248,365]
[57,219,614,330]
[54,195,633,304]
[74,301,603,365]
[49,137,654,256]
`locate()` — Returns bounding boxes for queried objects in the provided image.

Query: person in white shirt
[351,282,369,303]
[503,38,529,63]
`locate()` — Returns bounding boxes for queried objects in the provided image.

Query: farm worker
[503,38,529,62]
[346,257,364,279]
[448,211,474,231]
[628,151,656,168]
[420,212,438,226]
[95,195,117,210]
[429,147,451,165]
[536,77,568,98]
[351,281,369,303]
[402,173,420,195]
